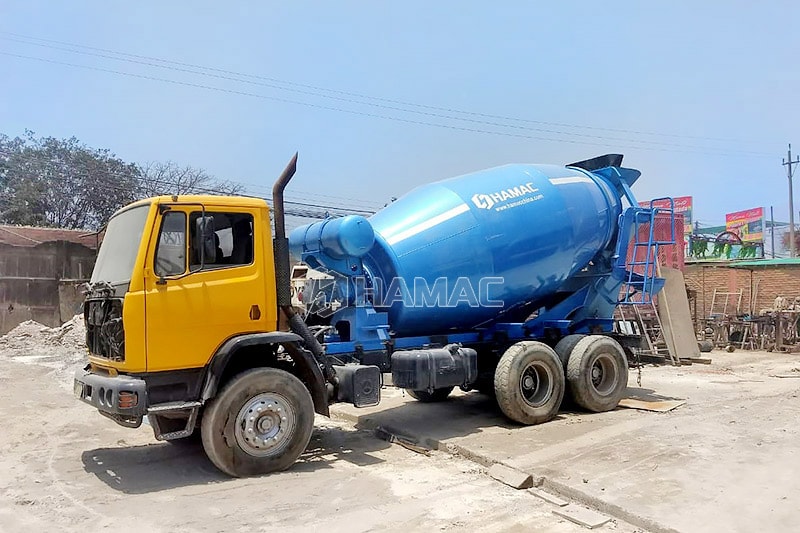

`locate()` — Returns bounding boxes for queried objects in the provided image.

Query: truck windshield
[90,204,150,285]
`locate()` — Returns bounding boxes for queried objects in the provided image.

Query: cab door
[144,205,268,372]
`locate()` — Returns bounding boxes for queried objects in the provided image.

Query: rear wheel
[201,368,314,477]
[554,334,586,371]
[566,335,628,412]
[494,341,564,425]
[406,387,454,402]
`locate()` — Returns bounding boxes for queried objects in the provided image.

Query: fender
[200,332,330,416]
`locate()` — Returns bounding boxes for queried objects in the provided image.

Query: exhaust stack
[271,153,327,364]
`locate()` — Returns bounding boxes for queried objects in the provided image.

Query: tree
[0,131,246,230]
[781,230,800,255]
[0,131,139,229]
[137,161,244,197]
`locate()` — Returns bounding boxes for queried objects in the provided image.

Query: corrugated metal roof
[728,258,800,268]
[0,225,99,249]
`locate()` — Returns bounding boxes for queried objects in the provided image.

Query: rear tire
[201,368,314,477]
[494,341,564,425]
[406,387,454,402]
[554,334,587,370]
[566,335,627,412]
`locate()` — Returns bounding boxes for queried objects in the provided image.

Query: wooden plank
[657,266,701,361]
[683,357,712,365]
[618,398,686,412]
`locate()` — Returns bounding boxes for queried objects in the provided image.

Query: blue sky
[2,1,798,229]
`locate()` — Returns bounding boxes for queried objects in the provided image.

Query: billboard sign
[639,196,692,235]
[725,207,764,243]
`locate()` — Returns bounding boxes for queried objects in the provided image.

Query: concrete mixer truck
[74,153,673,477]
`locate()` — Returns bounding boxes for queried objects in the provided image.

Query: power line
[0,31,772,147]
[0,153,374,219]
[2,36,775,153]
[119,167,381,210]
[0,51,776,159]
[3,140,385,215]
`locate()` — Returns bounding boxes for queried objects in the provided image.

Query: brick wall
[684,264,800,319]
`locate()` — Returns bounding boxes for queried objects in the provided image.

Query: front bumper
[74,366,148,419]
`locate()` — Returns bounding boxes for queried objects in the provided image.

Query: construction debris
[529,487,569,507]
[553,505,612,529]
[374,426,431,455]
[0,316,86,389]
[488,463,535,490]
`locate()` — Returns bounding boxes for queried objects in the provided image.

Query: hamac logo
[470,182,539,210]
[471,193,495,210]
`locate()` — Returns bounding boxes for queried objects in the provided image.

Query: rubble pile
[0,315,87,387]
[1,315,86,351]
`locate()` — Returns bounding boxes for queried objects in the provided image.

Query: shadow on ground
[624,386,684,402]
[82,425,391,494]
[331,381,688,465]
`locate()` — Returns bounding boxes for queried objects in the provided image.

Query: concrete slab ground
[332,350,800,533]
[0,354,644,533]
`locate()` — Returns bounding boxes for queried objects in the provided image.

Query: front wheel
[201,368,314,477]
[494,341,565,425]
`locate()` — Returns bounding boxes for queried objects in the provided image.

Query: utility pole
[770,206,775,258]
[783,144,800,257]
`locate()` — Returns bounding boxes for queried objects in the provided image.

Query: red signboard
[639,196,692,235]
[725,207,764,243]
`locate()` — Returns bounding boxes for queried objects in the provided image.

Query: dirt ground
[0,323,639,533]
[3,318,799,533]
[334,350,800,533]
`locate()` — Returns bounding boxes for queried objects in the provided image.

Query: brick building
[683,259,800,321]
[0,225,98,334]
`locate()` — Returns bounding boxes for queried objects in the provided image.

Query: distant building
[0,225,98,334]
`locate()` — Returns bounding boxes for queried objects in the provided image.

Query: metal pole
[783,144,799,257]
[770,206,776,258]
[790,171,795,258]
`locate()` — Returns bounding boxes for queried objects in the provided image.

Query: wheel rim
[519,361,554,407]
[234,393,297,457]
[590,353,619,396]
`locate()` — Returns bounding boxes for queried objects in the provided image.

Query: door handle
[249,305,261,320]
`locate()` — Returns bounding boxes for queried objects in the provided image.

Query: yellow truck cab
[75,157,335,477]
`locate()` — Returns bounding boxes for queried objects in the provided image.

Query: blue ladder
[618,198,675,304]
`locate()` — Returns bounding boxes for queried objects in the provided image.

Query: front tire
[494,341,565,425]
[201,368,314,477]
[566,335,628,412]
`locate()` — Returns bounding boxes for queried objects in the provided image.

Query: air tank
[290,163,625,336]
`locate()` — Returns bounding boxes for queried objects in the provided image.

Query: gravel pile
[0,315,88,388]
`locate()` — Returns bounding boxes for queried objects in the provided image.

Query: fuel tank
[290,163,626,336]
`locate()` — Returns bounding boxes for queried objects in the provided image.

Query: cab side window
[189,212,254,270]
[154,211,187,277]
